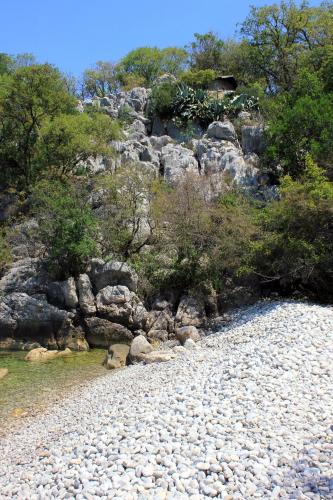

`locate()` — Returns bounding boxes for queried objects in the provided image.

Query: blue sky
[0,0,323,76]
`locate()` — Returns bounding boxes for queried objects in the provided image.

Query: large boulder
[89,259,138,293]
[47,277,78,310]
[194,137,258,197]
[103,344,130,370]
[130,335,153,361]
[0,368,8,379]
[146,309,175,333]
[175,295,206,328]
[85,317,133,348]
[125,87,149,113]
[77,274,96,315]
[160,143,199,183]
[241,125,266,155]
[0,293,86,350]
[0,293,70,348]
[96,285,147,330]
[175,326,201,344]
[0,258,50,296]
[25,347,72,362]
[207,121,237,142]
[138,351,176,364]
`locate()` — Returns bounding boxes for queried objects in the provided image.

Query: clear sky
[0,0,323,76]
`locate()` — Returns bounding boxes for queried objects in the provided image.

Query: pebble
[0,301,332,499]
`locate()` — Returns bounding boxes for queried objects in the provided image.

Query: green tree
[36,112,122,177]
[98,164,156,259]
[117,46,188,87]
[83,61,118,97]
[264,92,333,177]
[240,1,333,92]
[33,179,99,278]
[0,230,11,273]
[188,32,225,71]
[251,156,333,301]
[0,64,77,189]
[0,53,13,75]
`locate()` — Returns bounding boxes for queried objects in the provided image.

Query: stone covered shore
[0,301,332,499]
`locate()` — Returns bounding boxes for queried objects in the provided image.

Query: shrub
[149,81,179,118]
[251,156,333,302]
[0,230,11,273]
[97,164,157,260]
[179,69,217,89]
[36,112,122,177]
[32,179,99,278]
[142,175,257,294]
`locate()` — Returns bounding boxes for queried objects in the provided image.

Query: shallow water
[0,349,106,433]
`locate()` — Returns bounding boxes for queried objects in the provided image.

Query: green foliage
[264,92,333,177]
[151,82,258,126]
[0,230,11,272]
[240,1,333,92]
[0,64,77,189]
[32,179,99,278]
[149,81,179,118]
[97,164,156,259]
[83,61,118,97]
[251,156,333,301]
[117,46,188,87]
[179,69,216,89]
[139,175,257,294]
[188,32,225,71]
[36,112,122,177]
[0,53,13,76]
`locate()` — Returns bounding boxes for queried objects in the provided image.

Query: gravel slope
[0,301,332,499]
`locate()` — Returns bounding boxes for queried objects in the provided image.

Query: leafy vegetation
[1,0,333,305]
[250,157,333,302]
[150,82,258,126]
[32,179,99,278]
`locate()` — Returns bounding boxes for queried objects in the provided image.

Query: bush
[264,93,333,178]
[0,230,11,274]
[179,69,216,89]
[251,156,333,302]
[97,164,157,260]
[139,175,257,294]
[149,81,179,118]
[32,179,99,278]
[36,112,122,177]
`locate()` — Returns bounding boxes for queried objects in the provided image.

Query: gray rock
[85,318,133,348]
[96,285,147,329]
[103,344,130,370]
[0,258,49,295]
[89,259,138,292]
[146,309,174,334]
[77,274,96,315]
[194,137,258,197]
[125,87,149,113]
[241,125,266,155]
[149,135,174,152]
[175,295,206,328]
[175,326,201,344]
[47,277,78,310]
[207,121,237,142]
[130,335,153,360]
[161,143,199,183]
[147,329,169,342]
[0,293,70,348]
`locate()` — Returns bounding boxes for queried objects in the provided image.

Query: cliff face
[82,86,267,199]
[0,86,268,350]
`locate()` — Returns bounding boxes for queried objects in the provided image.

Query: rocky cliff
[0,85,267,352]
